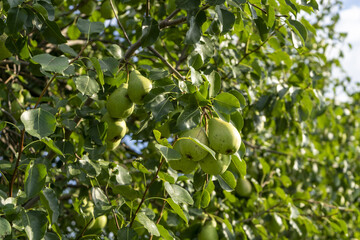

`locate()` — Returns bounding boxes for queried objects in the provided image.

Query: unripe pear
[79,1,96,15]
[128,70,152,104]
[198,221,218,240]
[199,153,231,175]
[102,113,126,142]
[179,127,209,162]
[100,0,115,19]
[168,141,198,174]
[85,215,108,234]
[106,83,134,119]
[235,178,252,197]
[208,118,241,155]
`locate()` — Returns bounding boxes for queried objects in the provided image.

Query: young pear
[235,178,252,197]
[106,83,134,119]
[178,127,209,161]
[85,215,108,234]
[208,118,241,155]
[198,221,218,240]
[199,153,231,175]
[100,0,115,19]
[168,142,198,174]
[127,70,152,104]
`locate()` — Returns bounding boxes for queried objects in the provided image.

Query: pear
[79,1,96,15]
[199,153,231,175]
[100,0,115,19]
[198,221,218,240]
[208,118,241,155]
[106,83,134,119]
[128,70,152,104]
[103,113,126,142]
[235,178,252,197]
[178,127,209,162]
[168,142,198,174]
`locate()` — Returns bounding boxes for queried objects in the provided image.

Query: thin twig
[149,198,167,240]
[243,140,288,156]
[110,0,131,45]
[147,46,185,80]
[129,157,165,227]
[9,129,25,197]
[146,0,150,17]
[248,2,288,18]
[76,217,95,240]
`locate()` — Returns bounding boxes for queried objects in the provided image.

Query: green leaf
[254,17,269,41]
[231,153,246,177]
[90,57,104,86]
[58,44,77,57]
[176,104,201,131]
[39,188,59,225]
[7,7,27,35]
[136,212,160,237]
[217,171,236,190]
[21,108,56,139]
[41,137,64,157]
[214,92,240,114]
[259,158,270,175]
[145,94,174,121]
[190,67,203,86]
[157,224,173,240]
[24,161,47,198]
[67,24,81,40]
[117,227,138,240]
[32,54,69,73]
[113,165,132,185]
[185,11,206,44]
[91,187,112,217]
[77,19,105,34]
[207,71,221,99]
[164,182,194,205]
[73,75,100,96]
[22,210,48,240]
[166,198,188,224]
[155,144,182,161]
[8,0,24,8]
[179,137,216,159]
[175,0,200,10]
[188,53,203,70]
[79,156,101,177]
[287,19,307,43]
[216,6,236,33]
[141,17,160,47]
[207,0,225,5]
[0,218,11,238]
[35,13,67,44]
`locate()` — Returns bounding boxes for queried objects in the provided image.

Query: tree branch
[248,2,288,18]
[243,140,288,156]
[129,157,165,227]
[147,46,185,80]
[110,0,131,45]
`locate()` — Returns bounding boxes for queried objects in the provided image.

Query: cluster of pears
[170,118,241,175]
[103,70,152,150]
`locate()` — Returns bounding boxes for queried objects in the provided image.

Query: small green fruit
[106,83,134,119]
[85,215,108,234]
[198,221,218,240]
[199,153,230,175]
[79,1,96,15]
[168,141,198,174]
[208,118,241,155]
[103,113,126,142]
[178,127,209,162]
[235,178,252,197]
[128,70,152,104]
[100,0,115,19]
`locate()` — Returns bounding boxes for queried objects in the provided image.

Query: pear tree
[0,0,359,239]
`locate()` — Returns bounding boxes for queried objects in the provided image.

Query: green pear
[79,1,96,15]
[100,0,115,19]
[198,221,218,240]
[168,141,198,174]
[178,127,209,162]
[106,83,134,119]
[235,178,252,197]
[128,70,152,104]
[208,118,241,155]
[199,153,231,175]
[85,215,108,234]
[103,113,126,142]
